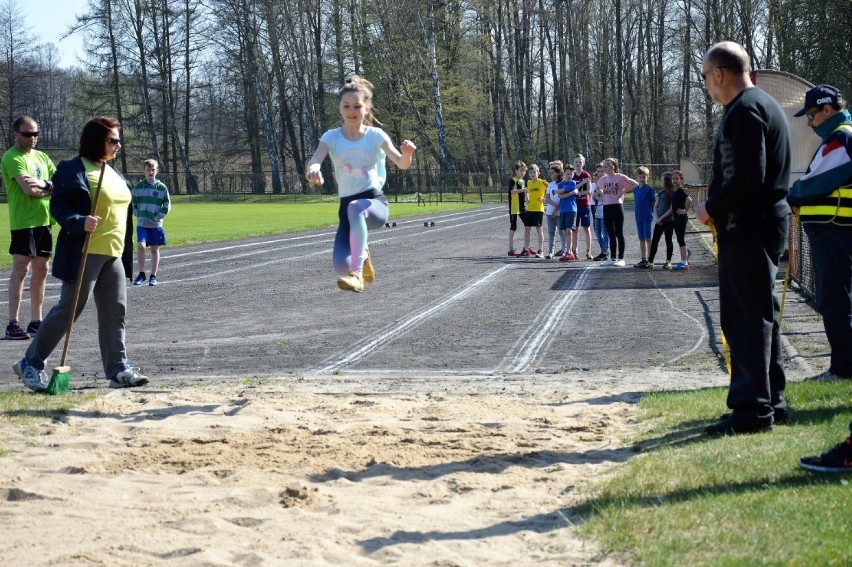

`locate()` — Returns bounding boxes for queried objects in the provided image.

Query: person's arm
[383,138,417,170]
[305,141,330,185]
[50,162,95,234]
[704,104,772,219]
[657,204,673,224]
[157,183,171,221]
[619,175,640,194]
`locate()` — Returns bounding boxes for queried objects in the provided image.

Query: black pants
[716,206,790,425]
[648,221,673,263]
[603,204,625,260]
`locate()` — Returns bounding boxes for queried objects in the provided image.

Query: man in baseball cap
[789,82,852,382]
[793,84,842,117]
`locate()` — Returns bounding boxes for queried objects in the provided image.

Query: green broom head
[46,366,71,396]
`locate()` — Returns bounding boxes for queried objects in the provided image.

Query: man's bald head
[703,41,751,75]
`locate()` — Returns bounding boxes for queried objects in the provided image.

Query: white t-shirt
[592,182,605,219]
[545,181,561,215]
[320,126,392,198]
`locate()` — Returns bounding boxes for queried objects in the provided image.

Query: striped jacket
[131,179,171,228]
[788,110,852,226]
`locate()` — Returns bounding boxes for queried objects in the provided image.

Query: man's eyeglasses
[701,65,731,81]
[106,137,121,146]
[806,109,821,121]
[18,131,39,138]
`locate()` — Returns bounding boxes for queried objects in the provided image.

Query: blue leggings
[333,195,389,276]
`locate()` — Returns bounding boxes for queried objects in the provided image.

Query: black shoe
[593,253,608,261]
[719,408,789,424]
[26,320,41,335]
[799,437,852,473]
[705,415,773,436]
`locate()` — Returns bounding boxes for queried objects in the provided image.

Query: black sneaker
[133,273,147,286]
[26,320,41,335]
[800,437,852,473]
[593,253,608,261]
[705,415,773,436]
[5,321,30,340]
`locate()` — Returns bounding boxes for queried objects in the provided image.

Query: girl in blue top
[305,76,416,292]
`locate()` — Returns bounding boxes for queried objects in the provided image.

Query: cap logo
[816,96,833,104]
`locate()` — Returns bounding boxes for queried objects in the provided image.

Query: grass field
[578,380,851,566]
[0,200,479,268]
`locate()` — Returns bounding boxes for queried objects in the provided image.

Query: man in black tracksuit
[695,41,792,435]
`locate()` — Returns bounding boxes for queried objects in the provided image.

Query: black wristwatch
[43,180,53,192]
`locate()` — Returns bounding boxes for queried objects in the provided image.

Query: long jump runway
[0,205,725,390]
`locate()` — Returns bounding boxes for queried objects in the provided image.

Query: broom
[45,162,107,395]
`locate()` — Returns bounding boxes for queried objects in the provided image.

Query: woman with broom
[14,116,148,391]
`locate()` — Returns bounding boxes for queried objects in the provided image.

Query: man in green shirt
[1,116,56,340]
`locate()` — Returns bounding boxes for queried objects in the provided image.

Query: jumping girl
[305,76,416,292]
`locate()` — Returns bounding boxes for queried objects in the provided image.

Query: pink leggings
[333,196,389,275]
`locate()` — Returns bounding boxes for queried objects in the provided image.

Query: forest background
[1,0,850,195]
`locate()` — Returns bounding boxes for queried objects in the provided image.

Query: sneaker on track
[799,437,852,473]
[133,273,147,286]
[535,249,544,258]
[673,261,689,271]
[25,320,41,335]
[602,258,616,266]
[518,249,530,257]
[148,275,158,286]
[614,259,626,267]
[593,253,608,261]
[363,249,375,284]
[13,358,48,392]
[109,365,149,388]
[585,251,593,260]
[5,321,30,340]
[337,271,364,293]
[634,260,648,269]
[663,261,673,270]
[508,250,517,257]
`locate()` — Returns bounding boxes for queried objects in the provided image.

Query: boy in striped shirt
[131,159,171,286]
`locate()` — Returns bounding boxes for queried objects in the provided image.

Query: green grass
[0,391,99,425]
[578,380,852,566]
[0,200,480,267]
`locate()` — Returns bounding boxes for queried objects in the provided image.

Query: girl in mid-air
[305,76,416,292]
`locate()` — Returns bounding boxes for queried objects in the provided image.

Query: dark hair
[661,172,674,192]
[339,75,378,125]
[12,115,36,132]
[79,116,121,161]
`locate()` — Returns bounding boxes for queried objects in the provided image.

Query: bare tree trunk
[106,0,128,174]
[130,0,161,163]
[426,0,454,172]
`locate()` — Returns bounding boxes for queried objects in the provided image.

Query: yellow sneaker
[337,272,364,292]
[362,248,375,284]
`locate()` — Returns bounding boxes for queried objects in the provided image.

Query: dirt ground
[0,206,831,565]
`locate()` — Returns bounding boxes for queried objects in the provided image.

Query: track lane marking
[312,265,510,374]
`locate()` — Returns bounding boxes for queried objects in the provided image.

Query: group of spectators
[506,156,694,270]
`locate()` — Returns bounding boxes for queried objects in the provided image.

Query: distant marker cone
[46,366,71,396]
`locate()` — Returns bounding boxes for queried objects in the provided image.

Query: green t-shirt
[1,146,56,230]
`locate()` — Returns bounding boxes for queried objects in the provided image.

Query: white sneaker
[109,365,149,388]
[13,358,48,392]
[614,259,626,267]
[603,259,616,266]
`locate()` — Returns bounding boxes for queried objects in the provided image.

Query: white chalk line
[312,265,510,374]
[501,267,594,374]
[0,207,504,303]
